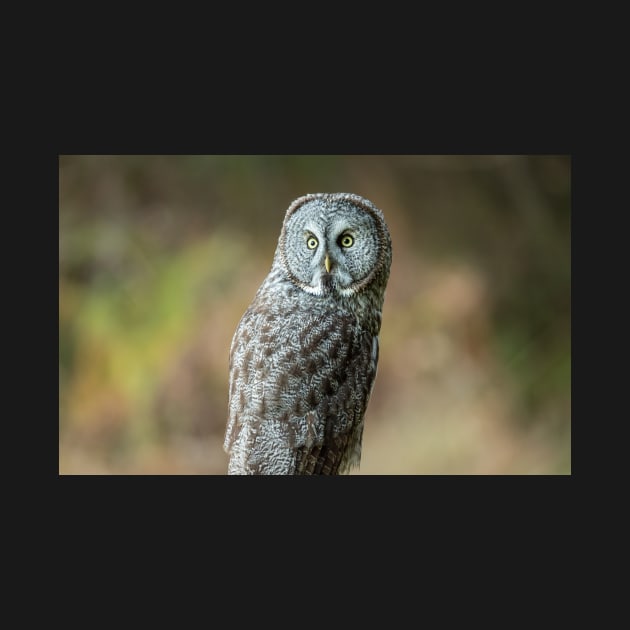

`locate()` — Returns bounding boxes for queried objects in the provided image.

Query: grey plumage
[223,193,392,474]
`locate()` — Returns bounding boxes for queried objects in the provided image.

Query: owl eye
[306,236,319,250]
[339,234,354,248]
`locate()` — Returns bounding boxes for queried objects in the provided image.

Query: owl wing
[292,332,378,475]
[293,430,351,475]
[224,299,378,475]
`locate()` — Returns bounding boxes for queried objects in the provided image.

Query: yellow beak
[324,253,331,273]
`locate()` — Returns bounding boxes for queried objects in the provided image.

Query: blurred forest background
[59,155,570,474]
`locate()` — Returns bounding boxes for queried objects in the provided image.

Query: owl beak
[324,253,331,273]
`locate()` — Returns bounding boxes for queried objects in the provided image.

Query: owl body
[224,193,391,475]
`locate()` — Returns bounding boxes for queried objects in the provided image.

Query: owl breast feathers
[224,193,391,474]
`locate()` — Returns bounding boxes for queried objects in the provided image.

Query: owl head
[276,193,392,298]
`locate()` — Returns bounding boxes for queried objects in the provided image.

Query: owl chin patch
[320,273,333,293]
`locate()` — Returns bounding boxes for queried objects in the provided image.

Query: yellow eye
[339,234,354,248]
[306,236,318,250]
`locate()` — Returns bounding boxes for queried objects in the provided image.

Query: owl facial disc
[278,193,390,298]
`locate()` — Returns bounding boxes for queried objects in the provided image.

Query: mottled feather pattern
[224,193,391,474]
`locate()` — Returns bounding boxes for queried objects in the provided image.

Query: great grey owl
[223,193,392,474]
